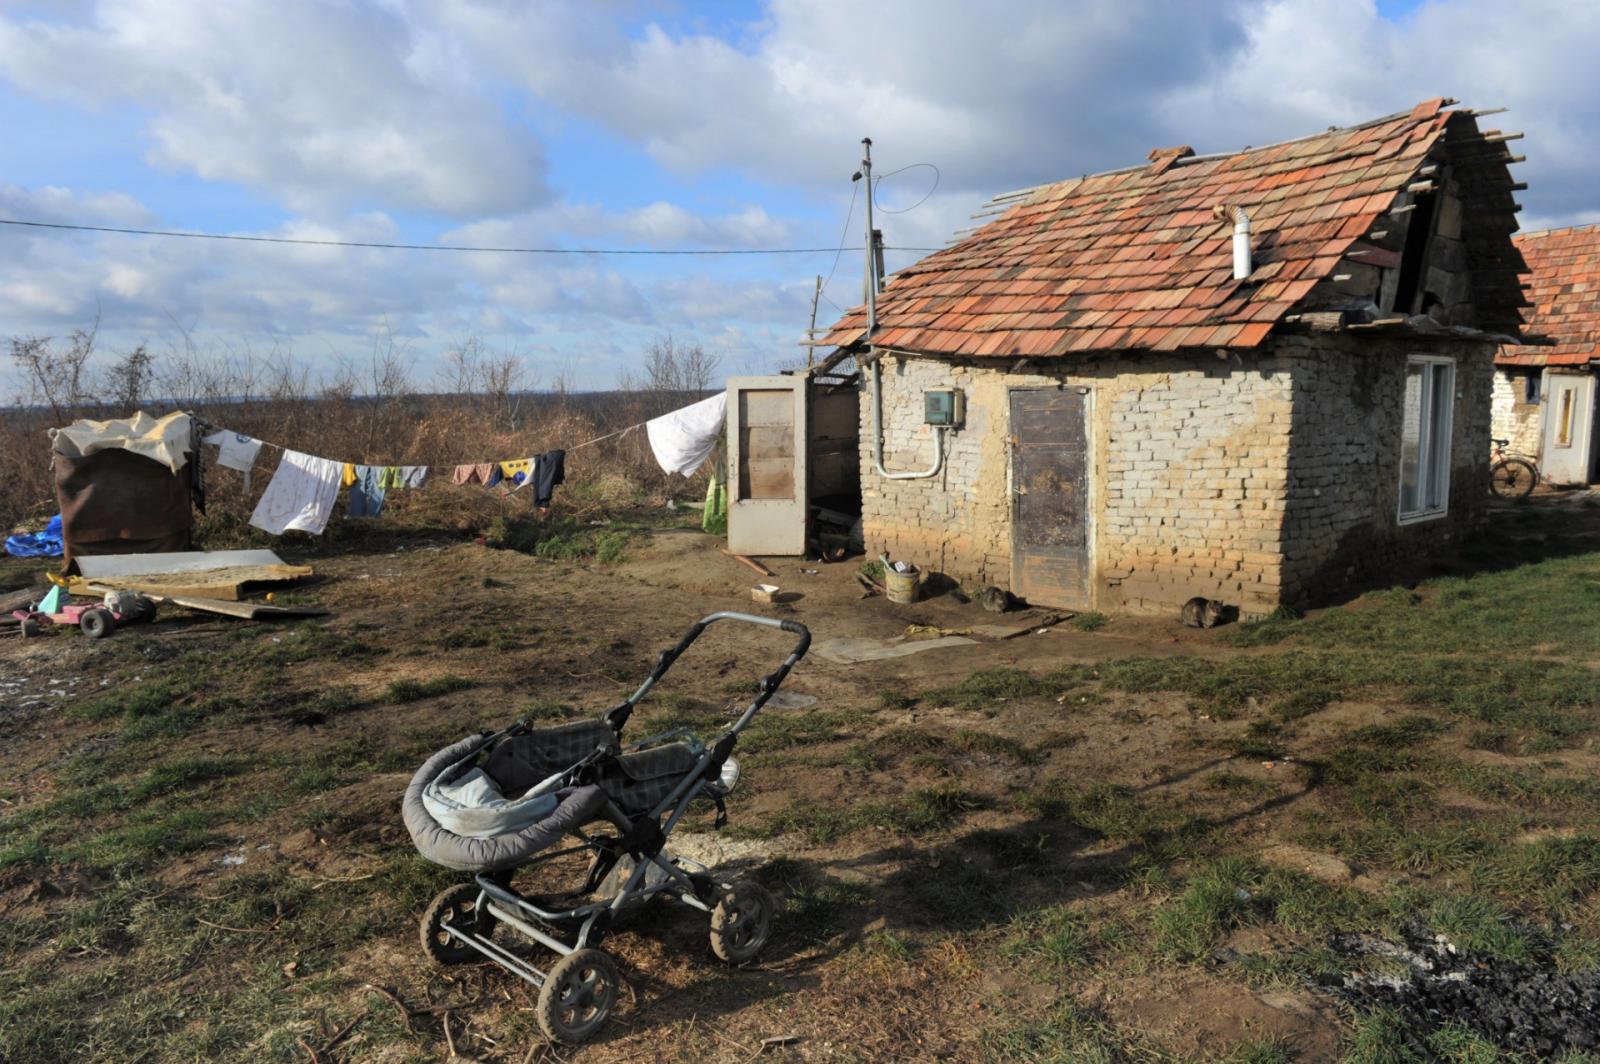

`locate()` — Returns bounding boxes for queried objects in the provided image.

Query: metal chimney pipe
[1231,207,1253,281]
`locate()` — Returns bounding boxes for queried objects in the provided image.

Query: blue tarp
[4,515,63,558]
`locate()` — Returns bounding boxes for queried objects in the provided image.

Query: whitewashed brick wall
[1490,367,1543,458]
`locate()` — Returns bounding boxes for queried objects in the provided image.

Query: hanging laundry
[203,430,263,474]
[378,465,426,490]
[532,450,566,508]
[452,463,498,486]
[499,458,533,486]
[250,450,343,535]
[702,466,727,535]
[342,463,358,488]
[647,392,726,476]
[202,429,264,492]
[346,465,386,518]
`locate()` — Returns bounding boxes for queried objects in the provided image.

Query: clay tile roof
[821,99,1517,358]
[1496,225,1600,368]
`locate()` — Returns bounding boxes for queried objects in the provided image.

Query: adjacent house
[818,99,1528,617]
[1492,226,1600,485]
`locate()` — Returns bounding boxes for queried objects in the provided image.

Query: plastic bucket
[884,564,920,604]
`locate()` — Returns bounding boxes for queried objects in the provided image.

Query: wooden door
[1009,388,1090,608]
[727,377,808,555]
[1542,374,1596,486]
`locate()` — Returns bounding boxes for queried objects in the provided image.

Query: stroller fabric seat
[599,742,702,816]
[404,732,609,872]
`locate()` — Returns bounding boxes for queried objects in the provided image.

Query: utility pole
[806,274,822,368]
[861,137,879,335]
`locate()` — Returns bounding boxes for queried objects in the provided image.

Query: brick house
[1493,226,1600,485]
[818,100,1528,617]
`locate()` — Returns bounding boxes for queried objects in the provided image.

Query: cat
[974,586,1018,614]
[1181,596,1225,628]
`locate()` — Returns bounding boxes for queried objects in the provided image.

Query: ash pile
[1331,927,1600,1057]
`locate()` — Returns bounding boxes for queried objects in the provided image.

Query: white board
[76,550,288,578]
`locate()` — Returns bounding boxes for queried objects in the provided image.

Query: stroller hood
[403,733,607,872]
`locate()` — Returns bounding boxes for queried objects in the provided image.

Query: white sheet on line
[646,392,726,477]
[249,450,343,536]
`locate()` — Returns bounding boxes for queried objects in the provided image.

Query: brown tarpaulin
[54,449,193,573]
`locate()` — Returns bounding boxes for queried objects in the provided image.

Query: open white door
[1542,373,1597,486]
[726,376,807,556]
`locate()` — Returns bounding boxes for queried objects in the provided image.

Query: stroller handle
[612,612,811,738]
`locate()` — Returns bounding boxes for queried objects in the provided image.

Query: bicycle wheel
[1490,458,1538,500]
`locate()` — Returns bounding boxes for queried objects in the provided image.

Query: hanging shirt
[401,465,428,488]
[342,463,358,488]
[346,465,386,518]
[202,429,263,492]
[250,450,343,536]
[647,392,726,476]
[532,449,566,508]
[203,430,263,474]
[499,458,532,486]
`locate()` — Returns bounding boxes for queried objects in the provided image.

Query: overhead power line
[0,216,940,256]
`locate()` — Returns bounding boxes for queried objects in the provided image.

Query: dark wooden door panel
[1010,389,1088,607]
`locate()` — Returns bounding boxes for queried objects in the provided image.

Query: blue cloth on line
[347,465,386,518]
[4,515,63,558]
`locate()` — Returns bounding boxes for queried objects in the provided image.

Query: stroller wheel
[420,884,496,966]
[709,880,775,964]
[537,948,619,1045]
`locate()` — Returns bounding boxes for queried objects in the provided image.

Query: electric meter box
[923,389,965,427]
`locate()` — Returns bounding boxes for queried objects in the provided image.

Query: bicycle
[1489,438,1540,500]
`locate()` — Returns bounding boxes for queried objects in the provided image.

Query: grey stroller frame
[407,612,811,1045]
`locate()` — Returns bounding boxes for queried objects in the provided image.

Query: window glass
[1399,363,1424,514]
[1399,358,1454,521]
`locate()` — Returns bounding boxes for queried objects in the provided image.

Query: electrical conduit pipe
[860,135,944,481]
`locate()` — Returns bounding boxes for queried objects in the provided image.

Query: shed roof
[820,99,1525,357]
[1496,226,1600,368]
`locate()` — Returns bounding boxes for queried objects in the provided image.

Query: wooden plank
[79,584,328,620]
[67,563,314,602]
[159,595,328,620]
[968,612,1070,641]
[0,586,47,613]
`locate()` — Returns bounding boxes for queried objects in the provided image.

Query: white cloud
[0,0,550,217]
[6,0,1600,395]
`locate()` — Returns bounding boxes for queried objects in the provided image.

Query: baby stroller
[403,612,811,1045]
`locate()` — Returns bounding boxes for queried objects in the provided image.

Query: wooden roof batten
[818,99,1529,361]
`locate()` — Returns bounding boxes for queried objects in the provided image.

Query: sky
[1,0,1598,395]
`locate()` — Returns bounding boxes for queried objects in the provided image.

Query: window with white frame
[1398,356,1456,522]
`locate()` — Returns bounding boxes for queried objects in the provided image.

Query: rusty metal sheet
[1010,389,1089,608]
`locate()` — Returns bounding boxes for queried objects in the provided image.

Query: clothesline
[193,415,647,472]
[195,390,728,539]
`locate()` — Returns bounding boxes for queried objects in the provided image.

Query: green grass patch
[385,674,473,703]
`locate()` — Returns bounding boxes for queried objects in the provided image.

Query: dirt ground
[3,502,1600,1062]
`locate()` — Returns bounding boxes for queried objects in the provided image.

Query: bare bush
[618,334,721,418]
